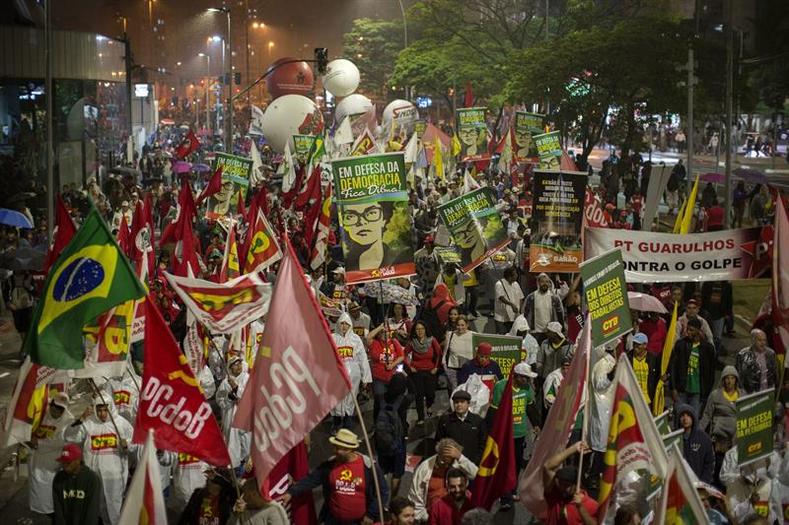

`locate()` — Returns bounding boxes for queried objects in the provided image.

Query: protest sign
[736,389,774,467]
[585,226,771,283]
[434,246,462,265]
[206,153,252,220]
[456,107,489,161]
[414,120,426,139]
[437,188,510,272]
[332,152,415,284]
[471,333,524,379]
[530,170,586,273]
[292,134,317,164]
[533,131,562,170]
[579,249,631,347]
[513,111,543,162]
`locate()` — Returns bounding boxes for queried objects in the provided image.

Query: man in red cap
[457,343,503,386]
[52,443,101,525]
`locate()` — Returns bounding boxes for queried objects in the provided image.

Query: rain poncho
[508,315,539,366]
[108,367,141,424]
[170,453,210,513]
[28,406,73,514]
[720,446,782,523]
[216,368,251,467]
[588,349,616,452]
[65,399,135,525]
[331,313,371,417]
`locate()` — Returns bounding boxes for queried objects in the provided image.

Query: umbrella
[0,208,33,229]
[627,291,668,314]
[193,163,211,172]
[172,161,192,174]
[733,168,767,185]
[362,282,420,306]
[700,172,725,184]
[10,249,45,271]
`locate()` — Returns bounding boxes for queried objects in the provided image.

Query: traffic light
[314,47,328,74]
[234,72,241,85]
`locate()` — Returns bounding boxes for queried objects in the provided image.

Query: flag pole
[575,317,593,492]
[352,394,386,524]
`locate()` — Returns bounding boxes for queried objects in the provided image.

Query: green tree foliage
[342,18,405,100]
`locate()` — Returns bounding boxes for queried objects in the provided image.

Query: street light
[268,41,274,56]
[198,52,211,133]
[207,7,232,152]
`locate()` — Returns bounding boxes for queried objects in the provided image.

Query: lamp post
[208,7,232,153]
[395,0,409,100]
[198,52,211,135]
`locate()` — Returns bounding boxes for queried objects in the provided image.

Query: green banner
[654,411,671,435]
[533,130,562,170]
[513,111,544,162]
[207,153,253,219]
[456,107,489,161]
[292,134,317,163]
[436,187,509,273]
[434,246,461,265]
[736,389,774,466]
[579,248,631,347]
[471,333,524,379]
[331,152,415,284]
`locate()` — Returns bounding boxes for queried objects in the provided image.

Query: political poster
[332,152,415,284]
[533,131,562,170]
[436,188,510,273]
[579,249,631,347]
[471,333,524,379]
[206,153,252,220]
[414,120,426,139]
[529,170,586,273]
[434,246,462,265]
[736,389,774,467]
[292,134,317,164]
[584,226,772,283]
[456,107,489,161]
[513,111,544,162]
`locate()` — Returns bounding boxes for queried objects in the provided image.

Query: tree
[342,18,405,100]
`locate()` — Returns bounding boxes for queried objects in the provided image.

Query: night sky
[53,0,408,84]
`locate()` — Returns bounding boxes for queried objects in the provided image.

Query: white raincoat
[65,403,135,525]
[170,452,210,513]
[331,313,371,417]
[721,446,782,523]
[217,368,251,467]
[108,368,141,424]
[28,406,73,514]
[589,350,616,452]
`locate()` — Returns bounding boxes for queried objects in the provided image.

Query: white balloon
[261,94,324,153]
[322,59,360,97]
[335,93,373,124]
[382,99,418,135]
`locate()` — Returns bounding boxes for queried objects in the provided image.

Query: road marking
[0,372,10,378]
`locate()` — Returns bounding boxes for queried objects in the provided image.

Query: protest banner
[437,188,510,273]
[736,389,774,467]
[513,111,543,162]
[292,134,317,164]
[533,131,562,170]
[206,153,252,220]
[434,246,462,265]
[585,188,609,228]
[456,107,489,161]
[529,170,586,273]
[332,152,415,284]
[414,119,426,139]
[579,249,632,347]
[585,226,772,283]
[470,332,524,401]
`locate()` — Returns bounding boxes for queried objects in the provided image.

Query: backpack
[374,398,404,457]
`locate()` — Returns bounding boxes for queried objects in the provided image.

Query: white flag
[280,140,297,193]
[404,132,419,164]
[249,105,265,136]
[118,429,167,525]
[334,116,354,145]
[250,138,264,185]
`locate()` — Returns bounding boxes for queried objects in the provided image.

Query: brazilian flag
[24,208,146,369]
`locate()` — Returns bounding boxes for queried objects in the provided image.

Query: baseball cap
[57,443,83,463]
[332,266,346,274]
[546,322,563,335]
[476,342,493,356]
[632,332,648,345]
[513,362,537,378]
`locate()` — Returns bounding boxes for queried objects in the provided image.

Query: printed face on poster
[513,111,544,162]
[456,107,489,161]
[206,153,253,220]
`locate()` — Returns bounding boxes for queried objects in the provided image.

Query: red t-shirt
[544,487,599,525]
[328,456,367,522]
[369,338,404,382]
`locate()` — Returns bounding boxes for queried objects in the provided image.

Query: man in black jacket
[435,390,487,465]
[669,318,716,419]
[676,404,715,484]
[282,429,388,525]
[52,443,101,525]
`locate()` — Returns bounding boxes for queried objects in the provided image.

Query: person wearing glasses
[341,201,393,271]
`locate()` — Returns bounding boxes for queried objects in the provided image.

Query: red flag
[560,149,579,171]
[463,81,474,108]
[244,209,282,273]
[281,165,307,210]
[160,176,201,277]
[128,195,157,283]
[44,194,76,272]
[772,191,789,359]
[301,184,323,250]
[3,357,61,446]
[471,371,516,509]
[175,130,201,160]
[294,165,321,212]
[236,190,247,217]
[196,166,223,205]
[232,240,351,487]
[519,321,591,519]
[134,298,231,467]
[265,442,318,525]
[653,449,708,525]
[117,215,131,256]
[219,225,241,283]
[118,430,168,525]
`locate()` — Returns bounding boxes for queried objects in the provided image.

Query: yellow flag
[433,137,445,180]
[672,200,686,233]
[451,133,461,156]
[652,301,679,416]
[679,174,700,234]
